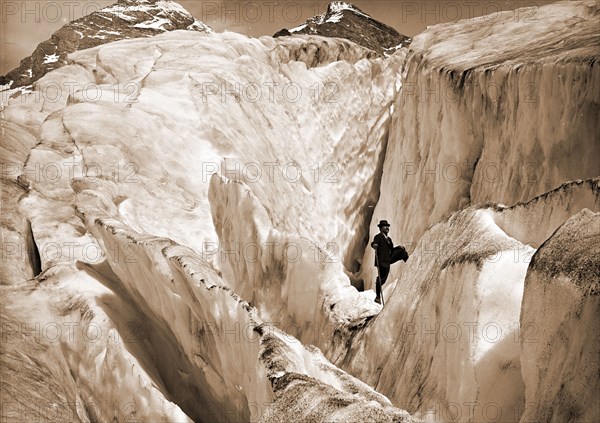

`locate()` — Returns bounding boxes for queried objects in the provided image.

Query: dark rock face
[1,0,212,89]
[273,2,411,55]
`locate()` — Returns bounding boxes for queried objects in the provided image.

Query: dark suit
[371,233,408,299]
[372,233,394,267]
[371,233,408,268]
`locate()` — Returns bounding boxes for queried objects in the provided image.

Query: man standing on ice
[371,220,408,304]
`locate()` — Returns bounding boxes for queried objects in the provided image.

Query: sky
[0,0,557,75]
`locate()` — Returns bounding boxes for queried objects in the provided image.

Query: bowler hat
[377,220,391,228]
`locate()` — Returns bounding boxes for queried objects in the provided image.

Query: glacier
[1,0,599,422]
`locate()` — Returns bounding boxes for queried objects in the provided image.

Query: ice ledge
[408,0,600,70]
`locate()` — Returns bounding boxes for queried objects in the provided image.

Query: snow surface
[103,0,190,16]
[288,24,307,33]
[100,0,194,25]
[43,54,60,64]
[325,13,343,24]
[134,16,172,30]
[98,29,121,36]
[328,1,371,19]
[329,2,356,13]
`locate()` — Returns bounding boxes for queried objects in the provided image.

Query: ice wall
[349,3,600,417]
[3,1,599,420]
[365,0,600,288]
[1,29,412,422]
[490,178,599,248]
[9,31,402,276]
[0,95,46,284]
[1,263,191,422]
[339,180,600,422]
[76,181,410,422]
[255,324,413,422]
[6,29,403,357]
[208,173,381,352]
[519,209,599,422]
[342,207,532,422]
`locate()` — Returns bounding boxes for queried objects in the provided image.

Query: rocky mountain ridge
[0,0,212,89]
[274,1,411,55]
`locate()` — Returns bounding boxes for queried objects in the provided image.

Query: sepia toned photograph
[1,0,599,422]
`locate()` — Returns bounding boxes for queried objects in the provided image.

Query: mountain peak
[326,2,365,15]
[274,1,410,55]
[117,0,159,4]
[1,0,212,89]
